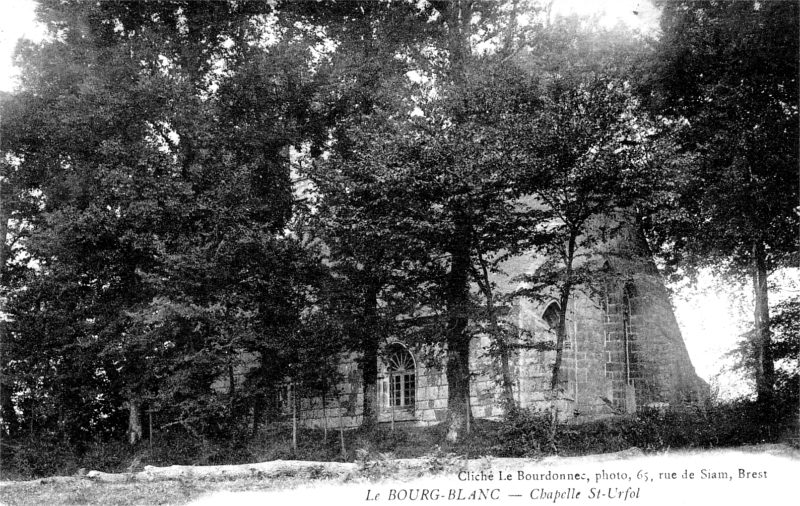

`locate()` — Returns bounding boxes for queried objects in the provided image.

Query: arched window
[542,302,560,331]
[542,302,568,348]
[385,344,415,409]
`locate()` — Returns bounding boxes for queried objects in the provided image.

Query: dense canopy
[0,0,796,466]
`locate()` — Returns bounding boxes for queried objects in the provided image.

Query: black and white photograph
[0,1,798,505]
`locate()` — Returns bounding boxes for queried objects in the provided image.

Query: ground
[1,444,797,506]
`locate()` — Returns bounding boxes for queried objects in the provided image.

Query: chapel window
[385,344,415,409]
[543,301,569,349]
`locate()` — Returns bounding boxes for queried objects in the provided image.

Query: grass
[1,404,798,506]
[2,441,799,506]
[0,475,333,506]
[1,399,797,482]
[2,479,202,506]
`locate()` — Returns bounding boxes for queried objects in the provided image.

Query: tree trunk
[497,329,515,412]
[148,408,154,452]
[338,406,346,460]
[440,0,470,87]
[252,393,263,436]
[551,233,576,390]
[477,254,515,412]
[126,396,143,445]
[445,329,471,443]
[292,383,297,452]
[0,323,16,436]
[322,389,328,442]
[438,0,476,441]
[445,220,472,443]
[550,287,571,390]
[360,282,380,428]
[752,240,774,406]
[228,363,235,397]
[0,187,18,435]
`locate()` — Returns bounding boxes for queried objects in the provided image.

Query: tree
[302,153,432,428]
[305,1,649,440]
[0,92,42,436]
[421,0,546,442]
[511,20,659,392]
[2,0,324,444]
[297,0,540,434]
[728,296,800,401]
[290,0,438,428]
[639,0,799,405]
[770,298,800,405]
[313,53,551,440]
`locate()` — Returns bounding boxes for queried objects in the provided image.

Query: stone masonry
[255,216,708,429]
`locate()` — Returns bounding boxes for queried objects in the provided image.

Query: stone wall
[271,216,707,429]
[283,280,706,429]
[285,328,579,429]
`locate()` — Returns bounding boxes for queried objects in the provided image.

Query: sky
[553,0,660,32]
[0,0,661,93]
[0,0,43,92]
[0,0,785,398]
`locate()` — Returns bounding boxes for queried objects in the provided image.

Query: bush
[491,409,559,457]
[489,399,794,458]
[2,398,795,479]
[356,449,400,480]
[1,435,83,479]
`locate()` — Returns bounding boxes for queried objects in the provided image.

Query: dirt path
[1,444,798,506]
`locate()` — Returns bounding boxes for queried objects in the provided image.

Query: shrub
[1,435,82,479]
[356,449,399,480]
[2,398,795,479]
[491,409,559,457]
[490,399,793,459]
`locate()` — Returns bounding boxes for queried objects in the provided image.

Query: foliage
[424,448,465,475]
[1,0,332,444]
[638,0,799,402]
[491,400,794,458]
[770,297,800,378]
[2,397,796,481]
[302,39,557,439]
[514,27,661,387]
[0,0,796,468]
[726,296,800,415]
[640,0,798,273]
[356,449,400,480]
[492,409,560,457]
